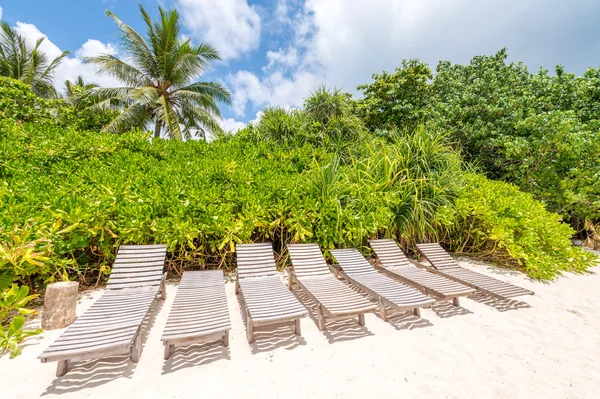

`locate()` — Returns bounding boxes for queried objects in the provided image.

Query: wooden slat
[289,244,376,316]
[416,243,534,299]
[331,248,435,310]
[106,244,166,291]
[369,239,475,298]
[236,243,278,279]
[237,243,308,324]
[161,270,231,342]
[39,287,158,361]
[287,244,336,278]
[239,276,308,322]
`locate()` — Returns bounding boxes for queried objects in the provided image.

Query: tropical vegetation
[86,5,231,140]
[0,21,69,98]
[356,49,600,230]
[0,7,598,357]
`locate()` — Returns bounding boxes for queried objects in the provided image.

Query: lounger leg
[317,306,326,331]
[413,307,421,317]
[378,297,388,322]
[453,297,460,306]
[288,275,293,290]
[235,278,240,295]
[56,360,69,377]
[163,343,174,360]
[223,331,230,347]
[294,319,301,336]
[160,277,167,300]
[358,313,365,327]
[131,330,142,363]
[247,322,254,343]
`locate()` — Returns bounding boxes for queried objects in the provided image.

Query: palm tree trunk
[154,119,163,138]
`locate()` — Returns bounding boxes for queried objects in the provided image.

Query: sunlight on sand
[3,258,600,399]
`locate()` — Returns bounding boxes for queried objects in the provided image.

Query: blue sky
[1,0,600,130]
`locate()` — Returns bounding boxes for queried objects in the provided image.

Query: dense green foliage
[0,285,41,358]
[0,76,115,131]
[1,8,598,355]
[0,22,68,98]
[451,174,591,280]
[357,49,600,227]
[87,5,231,140]
[1,101,592,289]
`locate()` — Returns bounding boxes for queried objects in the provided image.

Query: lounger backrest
[416,243,458,270]
[236,243,278,279]
[368,239,412,269]
[106,244,167,290]
[330,248,378,277]
[287,243,332,278]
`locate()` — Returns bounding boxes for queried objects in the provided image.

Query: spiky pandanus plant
[0,22,69,98]
[86,5,231,140]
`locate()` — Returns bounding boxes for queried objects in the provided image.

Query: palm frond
[177,81,231,104]
[101,102,151,133]
[157,95,182,140]
[85,54,153,87]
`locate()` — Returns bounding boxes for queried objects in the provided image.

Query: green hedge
[0,120,594,288]
[451,173,595,280]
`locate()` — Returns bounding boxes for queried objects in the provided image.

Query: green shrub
[451,173,595,279]
[0,284,42,359]
[356,49,600,225]
[2,120,591,284]
[0,76,118,132]
[0,77,57,124]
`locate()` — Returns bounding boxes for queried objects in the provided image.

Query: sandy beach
[2,258,600,399]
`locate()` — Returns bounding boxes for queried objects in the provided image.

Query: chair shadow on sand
[471,292,531,312]
[431,301,473,319]
[385,310,433,331]
[161,341,230,374]
[235,292,307,355]
[290,285,375,344]
[41,297,164,396]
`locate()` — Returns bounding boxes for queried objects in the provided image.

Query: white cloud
[228,69,319,116]
[0,6,3,21]
[15,22,64,59]
[275,0,291,24]
[13,22,121,91]
[175,0,261,60]
[228,0,600,121]
[76,39,117,58]
[219,117,246,133]
[265,47,298,70]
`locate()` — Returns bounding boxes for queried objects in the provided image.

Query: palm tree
[0,22,69,98]
[87,5,231,140]
[64,75,98,108]
[65,75,98,97]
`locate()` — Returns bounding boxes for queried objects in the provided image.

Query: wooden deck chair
[235,243,308,343]
[287,244,377,330]
[416,243,534,299]
[39,244,168,376]
[369,239,475,306]
[162,270,231,360]
[330,248,435,321]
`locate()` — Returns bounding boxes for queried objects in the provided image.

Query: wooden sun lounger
[416,243,534,299]
[235,243,308,343]
[369,239,475,306]
[39,244,168,376]
[162,270,231,360]
[287,244,377,331]
[330,248,435,321]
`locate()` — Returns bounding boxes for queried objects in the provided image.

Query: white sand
[3,259,600,399]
